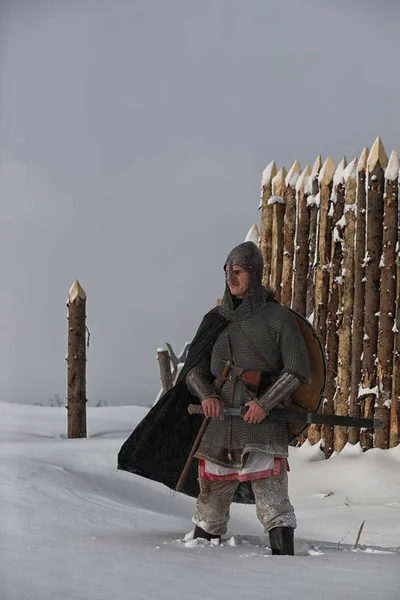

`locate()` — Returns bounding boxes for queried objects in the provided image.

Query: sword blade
[225,407,384,429]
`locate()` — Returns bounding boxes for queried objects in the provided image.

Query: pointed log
[323,157,347,457]
[334,158,357,452]
[306,156,323,444]
[67,280,87,439]
[360,142,386,450]
[391,246,400,447]
[270,168,287,301]
[348,148,369,445]
[245,224,260,246]
[157,349,173,394]
[367,136,388,172]
[314,157,335,343]
[375,151,399,448]
[281,160,301,306]
[292,165,312,315]
[260,161,278,288]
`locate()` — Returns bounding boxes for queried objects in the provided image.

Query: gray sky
[1,0,399,406]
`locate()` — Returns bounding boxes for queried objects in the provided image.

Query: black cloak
[117,307,257,504]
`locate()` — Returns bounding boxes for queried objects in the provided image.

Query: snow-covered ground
[1,401,399,600]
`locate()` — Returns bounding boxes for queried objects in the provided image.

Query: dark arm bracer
[254,372,302,414]
[185,356,219,402]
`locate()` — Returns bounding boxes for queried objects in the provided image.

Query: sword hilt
[188,402,226,420]
[188,404,205,415]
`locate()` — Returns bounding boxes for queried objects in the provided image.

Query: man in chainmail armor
[185,241,310,555]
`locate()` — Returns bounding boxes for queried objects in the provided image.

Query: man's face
[225,264,251,298]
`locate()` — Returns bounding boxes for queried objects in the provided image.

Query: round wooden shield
[287,308,327,440]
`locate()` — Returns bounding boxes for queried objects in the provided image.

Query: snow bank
[1,402,399,600]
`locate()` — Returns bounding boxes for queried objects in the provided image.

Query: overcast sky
[1,0,399,407]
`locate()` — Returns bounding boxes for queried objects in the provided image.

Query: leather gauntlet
[254,372,301,414]
[185,370,219,402]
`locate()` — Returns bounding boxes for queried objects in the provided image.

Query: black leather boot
[193,525,221,542]
[268,527,294,555]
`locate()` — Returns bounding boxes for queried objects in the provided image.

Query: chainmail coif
[219,241,274,322]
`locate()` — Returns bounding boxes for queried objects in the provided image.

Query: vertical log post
[314,157,335,343]
[360,137,388,450]
[348,147,369,445]
[334,158,357,452]
[324,157,347,457]
[375,150,399,448]
[67,280,87,439]
[245,224,260,246]
[157,348,173,394]
[306,156,323,445]
[292,165,311,316]
[281,160,301,306]
[306,156,322,321]
[260,161,278,289]
[270,168,287,302]
[313,157,335,452]
[390,243,400,447]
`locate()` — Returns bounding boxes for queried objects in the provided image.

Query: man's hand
[201,398,221,418]
[243,400,267,424]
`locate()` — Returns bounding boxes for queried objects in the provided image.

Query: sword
[187,404,384,429]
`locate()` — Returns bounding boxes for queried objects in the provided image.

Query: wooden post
[391,244,400,448]
[281,160,301,307]
[260,161,278,288]
[67,280,87,438]
[360,137,388,450]
[292,165,311,316]
[306,156,322,321]
[245,224,260,246]
[323,157,347,457]
[334,158,357,452]
[157,349,173,394]
[348,147,369,445]
[375,150,399,448]
[306,156,323,445]
[314,157,335,344]
[270,168,287,301]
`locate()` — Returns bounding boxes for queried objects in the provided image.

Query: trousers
[192,470,296,536]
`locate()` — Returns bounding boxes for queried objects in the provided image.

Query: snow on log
[270,168,287,301]
[360,139,387,450]
[348,148,369,446]
[343,158,358,185]
[306,156,323,446]
[376,151,399,448]
[333,157,346,188]
[335,158,357,452]
[305,156,323,330]
[318,156,336,186]
[390,246,400,447]
[285,159,301,189]
[314,157,335,345]
[292,165,312,316]
[385,149,400,182]
[281,160,301,306]
[259,160,277,288]
[324,157,347,457]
